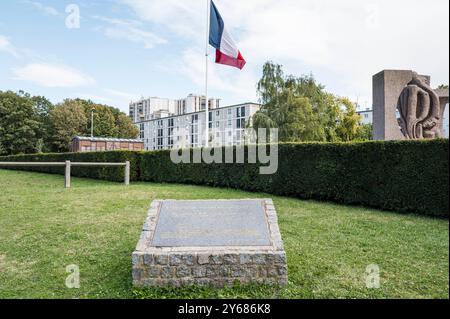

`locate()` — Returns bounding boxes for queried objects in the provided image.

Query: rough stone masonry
[132,199,288,287]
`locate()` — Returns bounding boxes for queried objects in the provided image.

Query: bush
[1,140,448,217]
[139,140,449,217]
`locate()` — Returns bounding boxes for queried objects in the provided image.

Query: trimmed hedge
[1,140,448,217]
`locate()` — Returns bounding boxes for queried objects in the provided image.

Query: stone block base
[132,199,288,288]
[132,250,288,287]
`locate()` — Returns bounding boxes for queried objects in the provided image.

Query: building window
[168,118,174,148]
[157,128,164,150]
[139,123,145,139]
[237,118,245,129]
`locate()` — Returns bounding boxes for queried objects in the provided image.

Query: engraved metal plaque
[151,200,271,247]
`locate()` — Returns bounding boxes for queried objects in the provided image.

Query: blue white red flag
[209,0,246,70]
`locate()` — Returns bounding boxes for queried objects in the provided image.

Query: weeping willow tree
[251,61,369,142]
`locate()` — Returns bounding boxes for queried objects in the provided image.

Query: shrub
[1,140,448,217]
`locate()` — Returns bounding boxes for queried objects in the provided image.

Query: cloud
[122,0,449,105]
[93,16,167,49]
[103,88,139,101]
[0,35,19,57]
[12,63,96,88]
[26,1,59,16]
[76,93,115,105]
[121,0,203,39]
[178,48,258,101]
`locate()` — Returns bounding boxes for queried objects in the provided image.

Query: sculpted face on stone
[397,73,443,139]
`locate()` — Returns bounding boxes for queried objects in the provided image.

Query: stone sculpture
[373,70,449,140]
[397,73,443,139]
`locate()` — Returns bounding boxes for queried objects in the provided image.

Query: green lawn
[0,169,448,299]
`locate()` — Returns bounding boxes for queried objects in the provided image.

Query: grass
[0,169,448,299]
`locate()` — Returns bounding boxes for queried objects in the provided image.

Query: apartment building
[130,95,261,150]
[357,108,373,125]
[129,94,220,123]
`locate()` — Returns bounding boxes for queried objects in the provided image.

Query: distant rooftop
[72,136,142,143]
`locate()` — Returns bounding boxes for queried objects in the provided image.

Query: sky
[0,0,449,114]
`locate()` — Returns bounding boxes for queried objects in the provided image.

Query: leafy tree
[335,97,366,142]
[0,91,41,155]
[437,84,449,89]
[68,98,138,139]
[1,91,137,155]
[252,61,371,143]
[50,99,87,152]
[115,113,139,138]
[31,95,54,152]
[359,124,373,141]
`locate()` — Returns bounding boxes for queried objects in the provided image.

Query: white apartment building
[356,106,373,125]
[129,94,220,123]
[130,94,261,150]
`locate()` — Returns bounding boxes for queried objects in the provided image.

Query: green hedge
[1,140,448,217]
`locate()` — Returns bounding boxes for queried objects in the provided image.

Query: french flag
[209,0,246,70]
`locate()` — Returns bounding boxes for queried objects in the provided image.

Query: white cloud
[0,35,19,57]
[103,88,139,101]
[26,1,59,16]
[93,16,167,49]
[122,0,449,105]
[76,93,115,105]
[121,0,203,39]
[13,63,96,88]
[179,48,258,101]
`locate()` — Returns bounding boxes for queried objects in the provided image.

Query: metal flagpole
[205,0,210,148]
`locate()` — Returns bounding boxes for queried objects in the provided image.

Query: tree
[31,95,54,152]
[252,61,361,142]
[1,91,137,155]
[335,97,366,142]
[0,91,41,155]
[437,84,449,89]
[115,113,139,138]
[359,124,373,141]
[69,98,138,139]
[50,100,87,152]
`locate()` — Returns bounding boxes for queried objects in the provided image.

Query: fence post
[65,160,71,188]
[124,161,130,186]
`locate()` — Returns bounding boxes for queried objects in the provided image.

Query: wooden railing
[0,161,130,188]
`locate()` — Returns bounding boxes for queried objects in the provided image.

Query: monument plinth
[132,199,288,287]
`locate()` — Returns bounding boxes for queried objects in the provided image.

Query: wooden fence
[0,161,130,188]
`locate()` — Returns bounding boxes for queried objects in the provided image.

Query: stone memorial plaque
[152,200,271,247]
[132,199,288,288]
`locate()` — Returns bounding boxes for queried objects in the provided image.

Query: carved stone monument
[132,199,288,287]
[373,70,449,140]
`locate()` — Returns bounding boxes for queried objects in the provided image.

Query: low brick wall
[132,250,288,287]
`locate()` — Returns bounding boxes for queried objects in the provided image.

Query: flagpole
[205,0,210,148]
